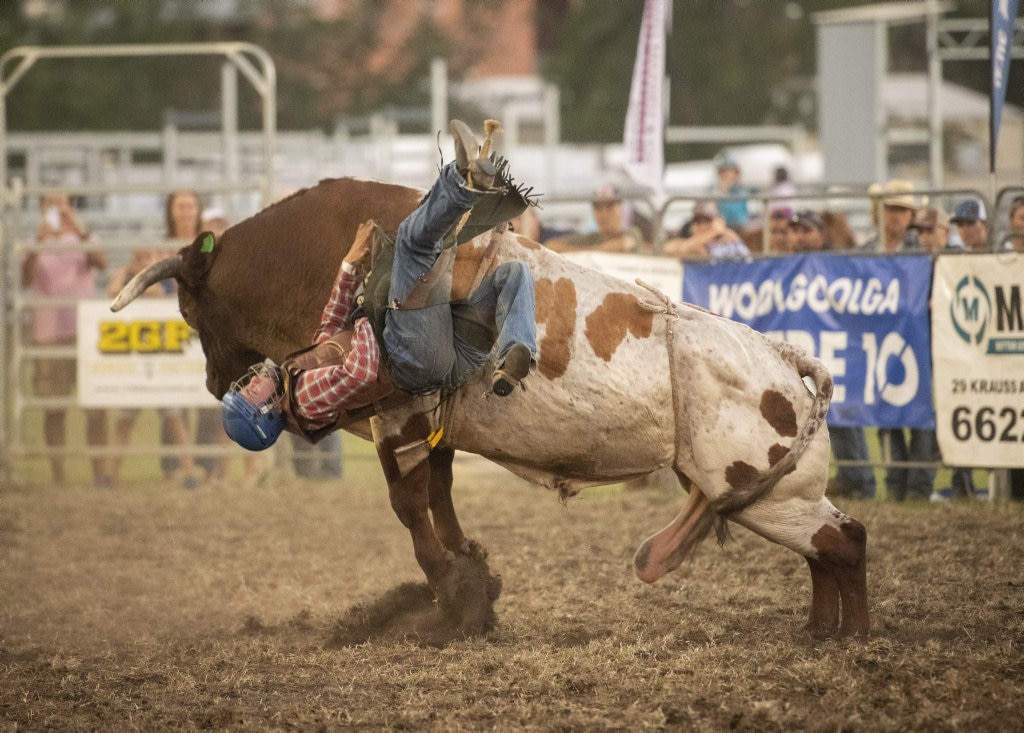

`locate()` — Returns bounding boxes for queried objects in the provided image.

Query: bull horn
[109,255,183,312]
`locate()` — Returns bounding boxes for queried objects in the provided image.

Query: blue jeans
[829,425,876,498]
[383,162,537,393]
[878,428,937,501]
[289,432,342,479]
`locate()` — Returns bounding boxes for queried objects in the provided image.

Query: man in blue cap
[711,150,749,231]
[950,199,989,251]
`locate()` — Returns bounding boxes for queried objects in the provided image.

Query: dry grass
[2,440,1023,731]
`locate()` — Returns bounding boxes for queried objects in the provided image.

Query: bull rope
[634,279,687,473]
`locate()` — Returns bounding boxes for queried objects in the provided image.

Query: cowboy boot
[450,119,498,191]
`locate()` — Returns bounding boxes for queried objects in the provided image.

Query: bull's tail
[709,339,833,521]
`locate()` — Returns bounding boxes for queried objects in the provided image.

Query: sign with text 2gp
[77,299,218,407]
[683,253,934,429]
[932,253,1024,468]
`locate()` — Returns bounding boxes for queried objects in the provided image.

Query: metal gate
[1,43,277,486]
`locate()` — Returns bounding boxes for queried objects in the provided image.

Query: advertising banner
[562,251,683,302]
[932,253,1024,467]
[683,253,935,428]
[77,298,218,408]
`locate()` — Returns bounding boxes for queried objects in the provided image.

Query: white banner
[77,299,218,408]
[623,0,668,204]
[562,251,683,302]
[931,253,1024,467]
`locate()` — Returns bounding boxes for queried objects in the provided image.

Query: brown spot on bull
[584,292,653,362]
[767,443,790,468]
[761,389,798,437]
[811,520,867,567]
[534,277,577,379]
[724,460,759,491]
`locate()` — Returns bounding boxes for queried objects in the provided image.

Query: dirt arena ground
[2,443,1023,731]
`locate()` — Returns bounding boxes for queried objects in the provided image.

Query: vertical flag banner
[624,0,668,204]
[990,0,1020,173]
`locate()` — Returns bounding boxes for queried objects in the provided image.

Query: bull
[112,176,869,640]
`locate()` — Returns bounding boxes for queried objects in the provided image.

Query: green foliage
[1,0,1020,144]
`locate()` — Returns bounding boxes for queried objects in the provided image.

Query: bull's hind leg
[738,498,868,638]
[807,510,868,637]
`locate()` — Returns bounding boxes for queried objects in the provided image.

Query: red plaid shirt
[294,265,380,428]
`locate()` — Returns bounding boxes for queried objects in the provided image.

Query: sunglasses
[592,200,620,210]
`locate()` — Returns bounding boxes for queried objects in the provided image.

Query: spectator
[107,250,198,489]
[994,197,1024,500]
[1004,195,1024,252]
[710,151,750,230]
[908,204,981,499]
[662,199,751,260]
[788,205,876,500]
[107,191,201,489]
[950,199,989,252]
[199,205,230,237]
[787,208,828,252]
[769,165,797,212]
[821,211,857,250]
[22,192,112,488]
[863,181,939,500]
[909,206,951,254]
[509,207,570,244]
[289,432,342,481]
[863,179,918,252]
[768,209,793,253]
[544,183,647,253]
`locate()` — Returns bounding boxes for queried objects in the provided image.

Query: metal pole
[874,18,889,182]
[927,5,944,188]
[430,57,447,138]
[221,61,240,217]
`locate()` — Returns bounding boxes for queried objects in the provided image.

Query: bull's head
[111,177,426,398]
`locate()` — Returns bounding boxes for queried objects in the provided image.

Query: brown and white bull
[112,177,869,639]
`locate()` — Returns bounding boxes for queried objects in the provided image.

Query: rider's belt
[278,327,399,443]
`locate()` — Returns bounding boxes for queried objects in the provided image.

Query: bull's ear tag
[200,233,215,253]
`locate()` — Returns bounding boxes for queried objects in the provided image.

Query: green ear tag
[200,233,215,253]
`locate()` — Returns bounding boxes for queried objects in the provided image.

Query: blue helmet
[222,361,285,451]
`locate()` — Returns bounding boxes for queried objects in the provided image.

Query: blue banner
[991,0,1020,173]
[682,253,935,429]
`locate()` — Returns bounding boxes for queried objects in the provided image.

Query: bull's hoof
[802,619,839,640]
[433,552,503,637]
[326,551,502,648]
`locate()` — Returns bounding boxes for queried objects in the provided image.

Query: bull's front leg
[371,416,501,638]
[427,446,471,555]
[373,418,453,585]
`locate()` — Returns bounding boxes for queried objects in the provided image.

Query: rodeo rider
[221,120,537,451]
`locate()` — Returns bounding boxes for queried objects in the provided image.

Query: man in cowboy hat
[862,178,920,253]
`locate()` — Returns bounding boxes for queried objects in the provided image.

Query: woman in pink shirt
[22,193,111,487]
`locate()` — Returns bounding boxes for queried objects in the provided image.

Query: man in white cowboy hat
[860,178,941,501]
[862,178,920,253]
